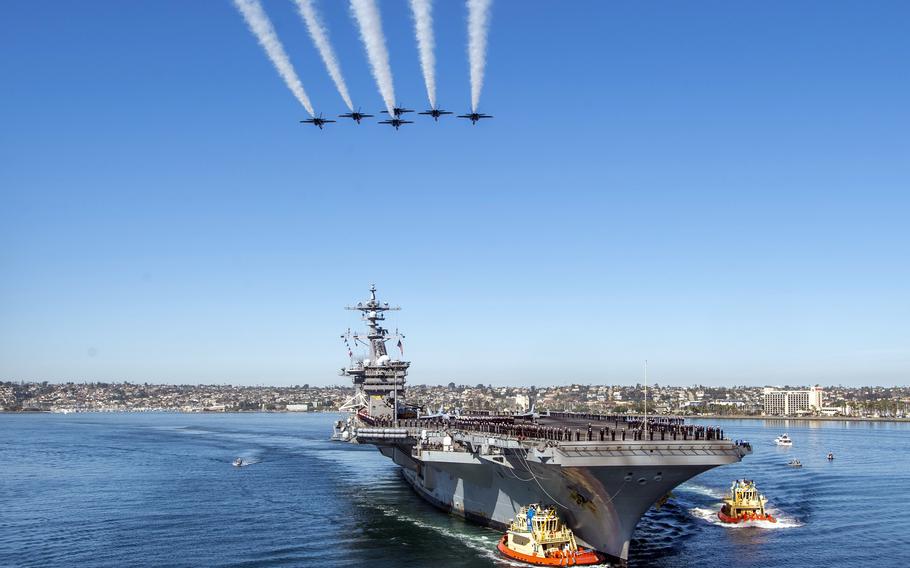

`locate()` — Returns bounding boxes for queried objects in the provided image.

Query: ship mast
[345,284,399,360]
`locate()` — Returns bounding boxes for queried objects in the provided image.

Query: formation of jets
[301,107,493,130]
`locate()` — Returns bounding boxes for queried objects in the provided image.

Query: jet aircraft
[418,108,453,122]
[458,112,493,125]
[514,403,545,421]
[338,110,373,124]
[378,118,413,130]
[380,107,415,118]
[419,405,460,421]
[300,115,336,130]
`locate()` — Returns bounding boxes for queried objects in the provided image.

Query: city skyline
[2,2,908,386]
[3,375,907,390]
[5,380,907,419]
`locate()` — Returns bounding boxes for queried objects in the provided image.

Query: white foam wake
[690,507,803,529]
[677,483,726,499]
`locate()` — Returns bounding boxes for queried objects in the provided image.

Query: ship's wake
[232,455,262,466]
[676,482,726,499]
[689,507,803,529]
[370,503,615,567]
[632,483,803,564]
[171,426,214,435]
[372,504,507,564]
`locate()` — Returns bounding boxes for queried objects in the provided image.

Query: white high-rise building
[514,393,530,411]
[763,386,824,416]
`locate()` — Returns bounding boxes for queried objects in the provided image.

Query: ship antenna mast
[644,359,648,438]
[342,284,409,425]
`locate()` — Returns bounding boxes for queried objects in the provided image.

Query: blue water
[1,414,907,567]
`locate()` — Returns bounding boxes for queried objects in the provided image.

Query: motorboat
[232,458,245,467]
[788,459,802,468]
[774,434,793,446]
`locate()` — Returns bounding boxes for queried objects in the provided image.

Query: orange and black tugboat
[497,504,604,566]
[718,479,776,523]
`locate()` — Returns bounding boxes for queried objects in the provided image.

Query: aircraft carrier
[332,286,751,565]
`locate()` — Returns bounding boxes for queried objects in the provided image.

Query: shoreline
[0,409,342,415]
[689,414,910,423]
[2,409,908,422]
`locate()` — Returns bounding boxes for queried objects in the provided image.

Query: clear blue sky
[1,1,908,387]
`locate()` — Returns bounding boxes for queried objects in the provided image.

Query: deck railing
[357,410,729,443]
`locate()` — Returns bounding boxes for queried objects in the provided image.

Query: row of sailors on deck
[433,422,727,442]
[363,415,726,442]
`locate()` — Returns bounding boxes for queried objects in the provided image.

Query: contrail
[233,0,314,116]
[349,0,396,115]
[293,0,354,112]
[466,0,493,112]
[409,0,436,109]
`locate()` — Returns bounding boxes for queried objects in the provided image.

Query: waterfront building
[763,386,824,416]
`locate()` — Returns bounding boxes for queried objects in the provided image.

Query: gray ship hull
[379,440,741,565]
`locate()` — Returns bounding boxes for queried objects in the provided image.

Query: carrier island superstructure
[332,286,751,565]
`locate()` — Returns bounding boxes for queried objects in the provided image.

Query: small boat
[718,480,777,524]
[775,434,793,446]
[232,458,245,467]
[827,452,834,460]
[498,504,604,566]
[788,459,802,468]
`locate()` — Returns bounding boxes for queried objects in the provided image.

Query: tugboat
[498,504,604,566]
[775,434,793,446]
[718,480,776,523]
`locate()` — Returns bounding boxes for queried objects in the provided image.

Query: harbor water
[1,413,907,567]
